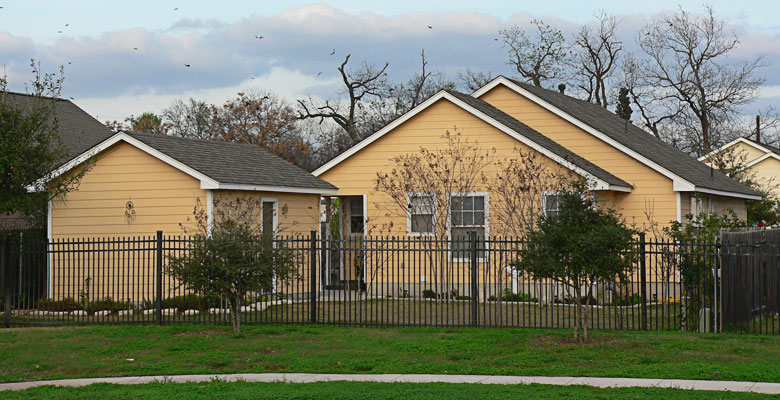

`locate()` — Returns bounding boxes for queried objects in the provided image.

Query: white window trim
[447,192,490,263]
[261,197,279,238]
[541,191,562,217]
[406,192,437,237]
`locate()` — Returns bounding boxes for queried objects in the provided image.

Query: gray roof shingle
[446,90,631,189]
[505,79,758,197]
[2,92,114,166]
[126,132,337,192]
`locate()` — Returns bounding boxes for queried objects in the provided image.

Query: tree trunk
[574,285,582,341]
[232,293,242,333]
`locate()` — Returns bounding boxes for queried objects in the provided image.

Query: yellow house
[37,130,337,299]
[315,76,759,243]
[699,137,780,202]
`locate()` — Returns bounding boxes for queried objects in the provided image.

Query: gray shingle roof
[126,132,337,192]
[505,79,759,197]
[446,90,631,189]
[2,92,114,167]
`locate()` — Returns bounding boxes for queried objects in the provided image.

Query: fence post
[639,232,648,331]
[2,233,11,328]
[470,231,478,327]
[310,230,317,324]
[156,230,163,326]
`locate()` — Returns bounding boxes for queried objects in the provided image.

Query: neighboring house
[40,131,337,240]
[1,92,114,229]
[314,76,759,244]
[34,130,337,300]
[699,137,780,201]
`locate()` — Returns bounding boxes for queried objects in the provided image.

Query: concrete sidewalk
[0,373,779,394]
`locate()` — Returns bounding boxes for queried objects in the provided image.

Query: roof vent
[557,84,566,94]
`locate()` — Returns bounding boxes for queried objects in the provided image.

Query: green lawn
[1,381,777,400]
[1,324,779,384]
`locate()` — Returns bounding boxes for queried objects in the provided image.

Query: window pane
[474,211,484,226]
[350,198,363,215]
[462,211,473,226]
[411,214,433,233]
[451,210,462,226]
[463,196,473,210]
[451,196,462,212]
[473,196,484,211]
[262,202,275,236]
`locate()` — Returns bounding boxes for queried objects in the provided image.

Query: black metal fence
[1,230,778,334]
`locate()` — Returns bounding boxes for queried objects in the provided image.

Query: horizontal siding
[213,190,320,237]
[479,85,679,231]
[751,157,780,199]
[52,141,207,238]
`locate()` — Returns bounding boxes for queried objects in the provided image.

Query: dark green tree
[615,87,633,121]
[167,196,299,333]
[129,112,166,135]
[0,61,87,227]
[514,179,637,340]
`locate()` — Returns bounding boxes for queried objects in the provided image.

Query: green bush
[455,295,471,300]
[613,293,641,306]
[422,289,436,299]
[500,289,537,302]
[85,297,132,315]
[38,297,80,312]
[162,294,222,311]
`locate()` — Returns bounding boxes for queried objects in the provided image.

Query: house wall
[51,141,206,238]
[750,157,780,199]
[211,190,321,237]
[478,85,682,233]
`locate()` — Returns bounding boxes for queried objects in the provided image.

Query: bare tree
[456,68,495,92]
[374,130,496,299]
[298,54,390,145]
[572,12,622,108]
[631,6,765,156]
[499,19,570,87]
[161,98,214,140]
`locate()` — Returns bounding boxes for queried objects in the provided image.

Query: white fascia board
[744,152,780,169]
[473,76,695,190]
[28,132,220,192]
[442,93,630,193]
[216,183,338,195]
[693,187,762,201]
[698,137,771,162]
[312,91,450,177]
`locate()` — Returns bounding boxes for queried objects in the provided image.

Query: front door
[342,196,365,283]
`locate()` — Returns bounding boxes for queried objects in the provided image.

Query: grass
[1,324,780,384]
[1,381,777,399]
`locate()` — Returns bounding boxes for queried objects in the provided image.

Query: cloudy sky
[2,1,779,122]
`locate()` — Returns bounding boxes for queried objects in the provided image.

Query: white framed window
[691,195,714,217]
[261,197,279,238]
[541,192,562,218]
[407,193,436,236]
[449,192,489,261]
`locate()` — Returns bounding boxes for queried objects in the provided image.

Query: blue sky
[1,1,778,121]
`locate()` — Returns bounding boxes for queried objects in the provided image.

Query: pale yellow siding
[750,157,780,199]
[478,85,679,231]
[319,98,576,239]
[51,141,206,238]
[212,190,321,237]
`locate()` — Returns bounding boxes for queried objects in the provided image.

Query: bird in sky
[330,49,335,56]
[427,25,432,29]
[262,95,270,100]
[255,35,264,39]
[65,24,69,27]
[184,64,191,67]
[133,47,138,50]
[67,61,71,64]
[68,97,74,100]
[173,7,179,11]
[57,30,63,34]
[317,72,322,76]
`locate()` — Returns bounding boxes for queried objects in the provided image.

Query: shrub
[500,289,537,302]
[422,289,437,299]
[38,297,80,312]
[85,297,132,315]
[455,295,471,300]
[162,293,222,311]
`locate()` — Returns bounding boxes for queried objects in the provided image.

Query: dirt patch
[530,336,624,346]
[174,329,227,337]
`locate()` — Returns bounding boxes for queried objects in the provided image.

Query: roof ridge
[1,90,72,102]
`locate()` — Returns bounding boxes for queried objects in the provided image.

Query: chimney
[756,115,761,143]
[557,84,566,94]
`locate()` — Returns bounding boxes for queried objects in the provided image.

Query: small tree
[514,179,637,340]
[167,197,298,333]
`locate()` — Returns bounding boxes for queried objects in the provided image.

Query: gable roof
[313,90,632,192]
[36,131,338,195]
[472,77,760,200]
[1,92,114,167]
[699,137,780,163]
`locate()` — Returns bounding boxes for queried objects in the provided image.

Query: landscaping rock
[161,308,176,316]
[31,310,49,316]
[117,310,133,317]
[182,310,199,316]
[143,309,156,315]
[93,310,111,317]
[71,310,87,316]
[208,308,230,314]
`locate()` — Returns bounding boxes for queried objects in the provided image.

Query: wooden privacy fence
[721,229,780,332]
[0,230,777,334]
